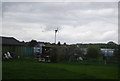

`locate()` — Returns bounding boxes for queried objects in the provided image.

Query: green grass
[2,59,119,79]
[0,62,2,80]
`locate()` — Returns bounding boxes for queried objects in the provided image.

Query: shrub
[86,46,102,59]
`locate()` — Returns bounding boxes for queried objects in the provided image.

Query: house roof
[0,36,23,45]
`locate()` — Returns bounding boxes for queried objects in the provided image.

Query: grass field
[2,59,119,79]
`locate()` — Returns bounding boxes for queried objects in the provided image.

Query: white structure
[54,28,58,44]
[34,43,45,54]
[100,48,114,56]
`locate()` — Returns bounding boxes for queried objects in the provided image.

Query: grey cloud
[3,2,117,24]
[2,0,120,2]
[0,4,1,20]
[2,2,118,44]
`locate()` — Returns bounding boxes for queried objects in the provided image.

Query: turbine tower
[55,28,58,44]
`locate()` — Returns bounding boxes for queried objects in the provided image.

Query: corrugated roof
[0,36,23,45]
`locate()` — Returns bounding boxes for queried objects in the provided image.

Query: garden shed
[1,36,33,58]
[1,36,23,57]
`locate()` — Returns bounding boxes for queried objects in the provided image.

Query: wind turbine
[55,28,58,44]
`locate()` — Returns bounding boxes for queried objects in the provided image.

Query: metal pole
[55,30,56,44]
[55,29,58,44]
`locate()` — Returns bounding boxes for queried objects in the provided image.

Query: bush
[86,46,102,59]
[49,46,68,62]
[49,47,58,62]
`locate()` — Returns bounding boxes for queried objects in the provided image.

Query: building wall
[2,45,23,57]
[2,45,33,58]
[23,46,34,57]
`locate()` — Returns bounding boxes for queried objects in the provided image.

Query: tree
[86,46,101,59]
[107,41,117,45]
[49,47,57,62]
[57,41,61,45]
[67,46,84,62]
[49,46,68,62]
[28,40,38,47]
[63,42,66,45]
[74,47,83,56]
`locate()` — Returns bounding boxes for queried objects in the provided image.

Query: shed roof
[0,36,23,45]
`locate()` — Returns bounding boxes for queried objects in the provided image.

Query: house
[100,48,115,56]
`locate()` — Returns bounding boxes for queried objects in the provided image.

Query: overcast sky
[1,2,118,44]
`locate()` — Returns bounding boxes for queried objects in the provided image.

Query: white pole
[55,29,58,44]
[55,30,56,44]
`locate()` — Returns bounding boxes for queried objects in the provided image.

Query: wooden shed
[1,36,33,58]
[1,36,24,58]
